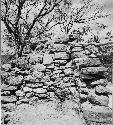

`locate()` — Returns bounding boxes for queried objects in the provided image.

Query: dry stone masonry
[1,37,112,125]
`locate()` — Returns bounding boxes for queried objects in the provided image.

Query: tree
[1,0,63,57]
[54,0,110,37]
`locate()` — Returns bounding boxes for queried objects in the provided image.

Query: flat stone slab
[90,79,108,86]
[81,67,108,74]
[73,57,101,67]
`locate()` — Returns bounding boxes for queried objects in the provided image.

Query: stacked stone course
[1,38,112,125]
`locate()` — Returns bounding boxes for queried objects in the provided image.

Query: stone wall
[1,39,112,125]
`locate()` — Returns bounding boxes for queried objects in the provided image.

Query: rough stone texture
[82,102,112,124]
[1,95,17,103]
[54,52,69,60]
[88,92,109,106]
[95,85,112,95]
[81,67,108,74]
[2,64,11,71]
[43,54,53,65]
[74,57,101,67]
[91,79,108,87]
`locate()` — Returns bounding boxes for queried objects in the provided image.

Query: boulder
[95,85,112,95]
[88,92,109,106]
[1,84,18,91]
[2,64,11,71]
[91,79,108,87]
[54,52,69,60]
[71,51,87,58]
[43,54,53,65]
[82,101,112,124]
[81,67,108,74]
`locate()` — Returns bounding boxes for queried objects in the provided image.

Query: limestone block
[73,57,101,67]
[71,51,86,58]
[1,95,17,103]
[71,46,83,52]
[54,52,69,60]
[1,91,11,96]
[33,64,46,72]
[7,75,23,86]
[50,44,68,52]
[43,54,53,65]
[26,83,44,88]
[95,85,112,95]
[81,67,108,74]
[2,64,11,71]
[33,88,47,94]
[1,103,16,112]
[23,86,32,92]
[91,79,108,87]
[82,102,112,124]
[1,84,18,91]
[88,92,109,106]
[54,60,67,65]
[15,90,25,97]
[29,53,43,64]
[64,68,74,75]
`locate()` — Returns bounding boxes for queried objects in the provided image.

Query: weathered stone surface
[88,92,109,106]
[65,61,72,68]
[24,75,36,82]
[33,88,47,94]
[91,79,108,87]
[29,54,43,64]
[74,57,101,67]
[54,52,69,60]
[50,44,68,52]
[15,90,25,97]
[80,74,96,80]
[23,87,32,92]
[54,60,67,65]
[1,84,18,91]
[81,67,108,74]
[1,91,11,96]
[2,64,11,71]
[7,75,23,85]
[95,85,112,95]
[80,88,89,94]
[33,64,46,72]
[71,47,83,52]
[75,78,87,87]
[26,83,44,88]
[1,95,17,103]
[43,54,53,65]
[82,102,112,124]
[1,103,16,112]
[64,68,74,75]
[79,93,88,100]
[71,51,87,58]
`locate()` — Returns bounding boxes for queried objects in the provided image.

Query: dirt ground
[8,99,85,125]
